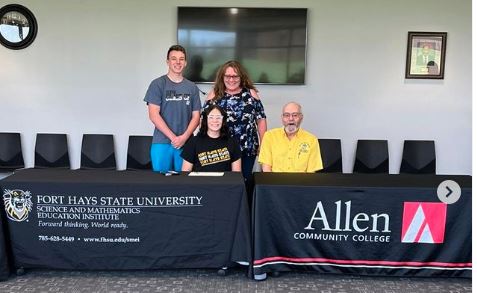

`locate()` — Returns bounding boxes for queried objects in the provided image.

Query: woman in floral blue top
[204,61,267,183]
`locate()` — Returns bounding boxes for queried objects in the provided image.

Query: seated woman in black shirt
[181,105,241,172]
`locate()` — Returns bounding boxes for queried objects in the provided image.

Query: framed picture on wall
[405,32,447,79]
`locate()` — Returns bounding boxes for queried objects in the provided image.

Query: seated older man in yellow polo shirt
[258,102,323,172]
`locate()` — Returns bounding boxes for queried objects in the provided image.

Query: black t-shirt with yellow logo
[181,135,241,172]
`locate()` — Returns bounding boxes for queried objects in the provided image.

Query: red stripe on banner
[253,256,472,268]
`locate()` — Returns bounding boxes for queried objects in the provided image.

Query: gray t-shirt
[144,75,201,144]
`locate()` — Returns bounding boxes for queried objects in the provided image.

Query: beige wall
[0,0,471,174]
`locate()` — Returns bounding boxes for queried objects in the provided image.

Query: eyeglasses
[224,75,240,80]
[207,115,224,120]
[282,112,302,119]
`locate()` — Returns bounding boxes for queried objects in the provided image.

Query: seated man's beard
[285,124,298,134]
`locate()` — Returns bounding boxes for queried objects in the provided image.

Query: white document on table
[188,172,224,176]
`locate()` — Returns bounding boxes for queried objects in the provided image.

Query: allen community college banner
[253,180,471,278]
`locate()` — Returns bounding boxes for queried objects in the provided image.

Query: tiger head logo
[3,189,33,222]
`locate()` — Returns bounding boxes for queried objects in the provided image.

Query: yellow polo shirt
[258,128,323,172]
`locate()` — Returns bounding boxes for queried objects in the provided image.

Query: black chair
[317,138,342,173]
[0,132,24,171]
[80,134,116,170]
[35,133,70,168]
[353,140,389,173]
[400,140,436,174]
[126,135,152,170]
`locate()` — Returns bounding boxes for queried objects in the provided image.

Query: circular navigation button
[437,180,461,204]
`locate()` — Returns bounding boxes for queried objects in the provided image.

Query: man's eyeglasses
[282,112,302,119]
[224,75,240,80]
[207,115,224,120]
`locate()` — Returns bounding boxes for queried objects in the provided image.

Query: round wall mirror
[0,4,37,50]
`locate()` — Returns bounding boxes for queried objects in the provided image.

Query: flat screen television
[178,7,308,85]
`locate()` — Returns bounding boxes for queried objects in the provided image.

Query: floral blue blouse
[203,88,266,156]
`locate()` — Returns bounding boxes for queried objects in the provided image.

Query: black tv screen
[178,7,308,84]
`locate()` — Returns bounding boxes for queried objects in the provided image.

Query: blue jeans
[150,143,183,173]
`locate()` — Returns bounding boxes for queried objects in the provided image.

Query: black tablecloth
[0,209,9,280]
[252,173,471,278]
[0,169,251,270]
[0,172,12,280]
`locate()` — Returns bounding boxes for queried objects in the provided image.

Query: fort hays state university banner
[252,174,471,278]
[0,169,251,270]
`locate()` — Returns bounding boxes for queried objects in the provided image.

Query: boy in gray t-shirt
[143,45,201,173]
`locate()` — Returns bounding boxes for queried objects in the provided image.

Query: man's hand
[171,134,188,149]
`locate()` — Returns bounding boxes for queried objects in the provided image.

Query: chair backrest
[127,135,152,170]
[317,138,342,173]
[35,133,70,168]
[81,134,116,170]
[0,132,24,171]
[400,140,436,174]
[353,139,389,173]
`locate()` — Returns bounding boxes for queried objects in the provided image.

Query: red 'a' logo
[401,202,447,243]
